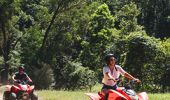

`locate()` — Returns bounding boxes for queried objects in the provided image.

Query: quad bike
[85,79,149,100]
[3,80,38,100]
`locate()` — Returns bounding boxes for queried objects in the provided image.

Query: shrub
[54,61,97,90]
[123,32,167,92]
[31,63,54,89]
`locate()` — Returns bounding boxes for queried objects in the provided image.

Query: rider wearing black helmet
[102,53,140,90]
[12,64,32,83]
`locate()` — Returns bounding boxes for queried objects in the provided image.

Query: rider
[102,53,140,91]
[12,64,33,83]
[11,64,38,100]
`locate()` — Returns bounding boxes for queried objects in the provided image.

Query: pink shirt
[102,65,126,86]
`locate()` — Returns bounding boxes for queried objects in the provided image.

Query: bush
[54,61,97,90]
[123,32,167,92]
[31,63,54,89]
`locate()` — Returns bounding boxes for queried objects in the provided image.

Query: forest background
[0,0,170,93]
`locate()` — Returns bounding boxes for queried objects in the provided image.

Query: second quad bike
[3,80,38,100]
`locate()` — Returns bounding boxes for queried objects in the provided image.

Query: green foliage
[8,50,21,73]
[54,61,97,90]
[135,0,170,38]
[116,2,142,34]
[0,57,3,64]
[79,3,116,70]
[1,0,170,92]
[89,3,114,33]
[122,32,168,92]
[159,39,170,92]
[0,0,15,23]
[17,0,51,30]
[20,26,43,64]
[48,0,84,11]
[0,0,23,82]
[31,63,54,89]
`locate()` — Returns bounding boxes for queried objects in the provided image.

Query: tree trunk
[1,23,10,84]
[1,63,9,84]
[41,4,61,50]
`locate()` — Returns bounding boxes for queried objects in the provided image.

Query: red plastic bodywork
[85,88,149,100]
[6,84,34,94]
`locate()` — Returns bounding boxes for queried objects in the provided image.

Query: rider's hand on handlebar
[133,78,141,83]
[29,80,33,85]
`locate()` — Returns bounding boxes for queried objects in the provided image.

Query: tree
[19,0,51,65]
[159,39,170,92]
[79,3,117,70]
[116,2,142,35]
[123,32,167,92]
[0,0,22,83]
[45,2,100,88]
[136,0,170,38]
[40,0,87,50]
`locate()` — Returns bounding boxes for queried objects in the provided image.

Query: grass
[37,84,101,100]
[149,93,170,100]
[1,84,170,100]
[36,84,170,100]
[37,90,89,100]
[37,90,170,100]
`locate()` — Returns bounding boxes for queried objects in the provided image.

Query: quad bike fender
[85,90,130,100]
[29,85,35,90]
[11,85,20,93]
[137,92,149,100]
[107,90,129,100]
[27,85,35,93]
[85,93,101,100]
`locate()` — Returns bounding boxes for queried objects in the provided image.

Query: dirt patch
[0,85,7,100]
[0,93,2,100]
[0,86,5,100]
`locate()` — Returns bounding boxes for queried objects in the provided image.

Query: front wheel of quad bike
[3,91,10,100]
[30,92,38,100]
[9,92,17,100]
[22,92,29,100]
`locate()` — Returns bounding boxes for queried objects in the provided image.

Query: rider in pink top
[102,53,140,90]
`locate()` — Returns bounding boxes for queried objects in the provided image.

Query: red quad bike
[3,80,38,100]
[85,80,149,100]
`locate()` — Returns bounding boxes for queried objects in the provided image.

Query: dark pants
[101,84,118,100]
[102,84,118,90]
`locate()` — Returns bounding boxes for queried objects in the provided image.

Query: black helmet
[19,64,25,70]
[104,53,114,62]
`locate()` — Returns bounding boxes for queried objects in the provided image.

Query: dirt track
[0,85,6,100]
[0,93,2,100]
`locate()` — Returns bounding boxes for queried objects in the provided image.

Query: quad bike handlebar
[14,79,33,85]
[108,78,140,89]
